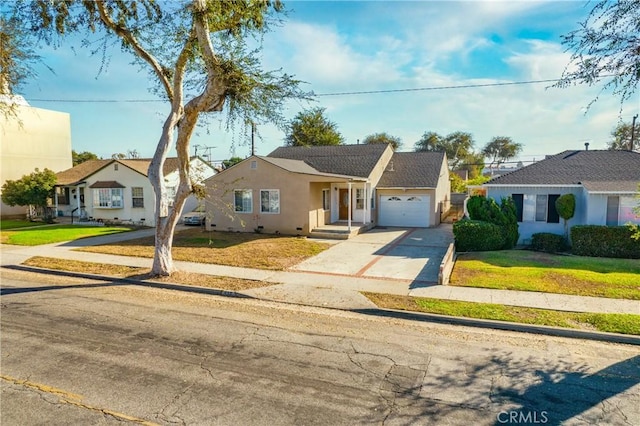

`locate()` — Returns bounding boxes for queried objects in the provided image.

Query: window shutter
[547,194,560,223]
[512,194,523,222]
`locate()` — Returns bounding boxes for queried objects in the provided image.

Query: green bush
[571,225,640,259]
[531,233,566,253]
[465,195,519,249]
[454,219,505,252]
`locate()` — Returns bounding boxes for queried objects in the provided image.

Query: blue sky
[17,1,640,164]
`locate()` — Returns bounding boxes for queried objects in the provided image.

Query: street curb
[3,265,639,346]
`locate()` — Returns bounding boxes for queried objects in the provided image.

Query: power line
[27,77,584,103]
[314,78,565,97]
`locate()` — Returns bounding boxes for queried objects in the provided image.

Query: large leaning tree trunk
[21,0,306,276]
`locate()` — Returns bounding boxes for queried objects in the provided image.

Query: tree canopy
[1,168,57,219]
[414,131,475,170]
[361,132,402,150]
[555,0,639,109]
[285,107,344,147]
[607,120,640,151]
[72,150,99,166]
[12,0,307,276]
[222,156,244,169]
[482,136,522,169]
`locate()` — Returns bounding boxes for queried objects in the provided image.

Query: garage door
[379,194,430,227]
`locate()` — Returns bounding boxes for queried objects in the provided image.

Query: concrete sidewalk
[1,230,638,316]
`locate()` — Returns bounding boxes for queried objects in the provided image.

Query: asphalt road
[1,269,639,426]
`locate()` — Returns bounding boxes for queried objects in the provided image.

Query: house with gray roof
[55,156,215,226]
[481,149,640,244]
[203,144,450,238]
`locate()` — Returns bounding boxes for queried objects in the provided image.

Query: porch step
[309,223,375,240]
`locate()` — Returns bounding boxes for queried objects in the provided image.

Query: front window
[56,187,70,205]
[261,189,280,214]
[234,189,253,213]
[322,189,330,211]
[93,188,123,208]
[132,187,144,208]
[356,188,365,209]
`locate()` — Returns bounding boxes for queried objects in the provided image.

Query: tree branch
[94,0,173,101]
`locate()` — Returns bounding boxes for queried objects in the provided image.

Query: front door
[339,188,350,220]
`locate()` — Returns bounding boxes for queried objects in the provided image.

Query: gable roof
[267,144,389,178]
[258,156,364,180]
[377,151,446,188]
[56,156,211,186]
[485,150,640,192]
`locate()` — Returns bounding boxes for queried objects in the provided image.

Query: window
[606,196,619,226]
[132,187,144,208]
[322,189,330,211]
[260,189,280,214]
[356,188,365,209]
[56,187,70,205]
[513,193,560,223]
[234,189,252,213]
[535,194,547,222]
[93,188,123,208]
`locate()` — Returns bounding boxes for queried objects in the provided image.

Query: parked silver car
[182,205,206,226]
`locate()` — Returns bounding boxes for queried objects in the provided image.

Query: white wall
[1,105,72,217]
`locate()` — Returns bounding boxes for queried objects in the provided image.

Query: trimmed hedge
[531,233,566,253]
[571,225,640,259]
[465,195,519,249]
[454,219,505,252]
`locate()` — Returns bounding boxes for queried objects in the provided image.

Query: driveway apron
[291,225,453,283]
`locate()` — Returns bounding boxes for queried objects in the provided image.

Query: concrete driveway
[292,225,453,284]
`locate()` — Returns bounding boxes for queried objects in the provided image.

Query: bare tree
[15,0,306,276]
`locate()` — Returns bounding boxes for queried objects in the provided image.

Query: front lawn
[451,250,640,300]
[78,228,330,270]
[1,224,132,245]
[0,219,48,230]
[364,292,640,335]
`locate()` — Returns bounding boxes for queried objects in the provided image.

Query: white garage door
[379,194,430,227]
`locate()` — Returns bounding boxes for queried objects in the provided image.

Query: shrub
[454,219,505,252]
[571,225,640,259]
[465,195,519,249]
[555,194,576,239]
[531,233,566,253]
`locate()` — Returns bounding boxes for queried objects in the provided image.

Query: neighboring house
[481,149,640,244]
[204,144,450,237]
[0,96,72,217]
[54,156,215,226]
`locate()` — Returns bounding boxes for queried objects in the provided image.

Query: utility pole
[630,114,638,151]
[251,122,256,156]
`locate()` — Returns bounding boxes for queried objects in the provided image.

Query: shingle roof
[56,159,111,185]
[56,157,203,185]
[89,180,125,188]
[267,144,389,178]
[377,151,446,188]
[485,150,640,192]
[258,156,363,180]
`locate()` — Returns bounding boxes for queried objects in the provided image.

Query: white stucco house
[55,156,215,226]
[481,149,640,244]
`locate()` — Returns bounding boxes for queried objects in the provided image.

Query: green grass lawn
[1,224,132,245]
[451,250,640,300]
[0,219,48,230]
[364,292,640,335]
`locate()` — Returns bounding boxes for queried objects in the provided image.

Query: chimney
[584,142,589,151]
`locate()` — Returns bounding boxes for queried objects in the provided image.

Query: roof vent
[584,142,589,151]
[387,160,394,172]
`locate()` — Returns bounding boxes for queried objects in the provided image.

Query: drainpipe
[347,181,352,232]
